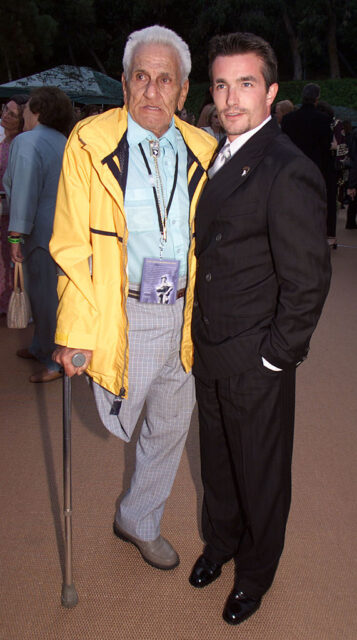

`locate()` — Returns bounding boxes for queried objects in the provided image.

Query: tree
[290,0,353,79]
[1,0,356,86]
[279,2,303,80]
[0,2,57,81]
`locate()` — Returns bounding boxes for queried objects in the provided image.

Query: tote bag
[7,262,32,329]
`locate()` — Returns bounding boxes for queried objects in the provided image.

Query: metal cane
[61,352,85,608]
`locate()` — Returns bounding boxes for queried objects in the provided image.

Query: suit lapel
[205,119,280,203]
[195,119,281,253]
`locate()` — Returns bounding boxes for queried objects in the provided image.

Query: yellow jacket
[50,107,217,397]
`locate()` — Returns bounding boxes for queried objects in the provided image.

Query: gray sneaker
[113,520,179,570]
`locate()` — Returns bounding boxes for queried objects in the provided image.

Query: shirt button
[193,300,198,308]
[205,273,212,282]
[203,316,209,325]
[216,233,222,242]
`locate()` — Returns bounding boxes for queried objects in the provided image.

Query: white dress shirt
[209,115,272,178]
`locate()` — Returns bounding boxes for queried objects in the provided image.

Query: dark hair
[301,83,320,105]
[342,119,352,135]
[29,87,74,136]
[208,32,278,90]
[81,104,102,118]
[9,94,29,106]
[7,94,29,132]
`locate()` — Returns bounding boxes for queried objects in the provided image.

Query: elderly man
[189,33,331,624]
[5,87,73,382]
[50,26,216,570]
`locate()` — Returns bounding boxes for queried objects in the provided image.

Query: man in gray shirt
[5,87,73,382]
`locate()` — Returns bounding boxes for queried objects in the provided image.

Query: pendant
[149,140,160,158]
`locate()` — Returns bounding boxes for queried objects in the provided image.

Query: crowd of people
[0,78,355,343]
[0,23,352,627]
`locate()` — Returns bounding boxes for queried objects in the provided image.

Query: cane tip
[61,583,79,608]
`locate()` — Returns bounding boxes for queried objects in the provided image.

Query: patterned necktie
[208,143,231,179]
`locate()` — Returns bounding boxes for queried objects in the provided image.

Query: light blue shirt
[125,114,190,285]
[4,124,67,258]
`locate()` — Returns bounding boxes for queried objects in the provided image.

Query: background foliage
[186,79,357,120]
[1,0,356,111]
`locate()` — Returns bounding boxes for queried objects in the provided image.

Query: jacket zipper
[119,221,129,399]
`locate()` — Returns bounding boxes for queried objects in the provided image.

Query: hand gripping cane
[61,352,85,608]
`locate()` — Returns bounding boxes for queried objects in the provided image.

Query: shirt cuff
[262,357,282,372]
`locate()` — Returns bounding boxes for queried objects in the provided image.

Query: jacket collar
[173,114,218,170]
[76,107,216,171]
[74,107,129,210]
[73,107,217,211]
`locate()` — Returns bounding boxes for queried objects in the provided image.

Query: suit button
[205,273,212,282]
[215,233,222,242]
[203,316,209,325]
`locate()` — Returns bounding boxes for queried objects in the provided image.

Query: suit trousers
[93,296,195,541]
[346,198,357,228]
[195,360,296,599]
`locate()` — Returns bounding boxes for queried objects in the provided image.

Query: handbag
[7,261,32,329]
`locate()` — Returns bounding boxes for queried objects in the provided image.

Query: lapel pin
[241,166,250,177]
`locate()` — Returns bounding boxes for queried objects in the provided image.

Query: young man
[189,32,331,625]
[50,26,216,571]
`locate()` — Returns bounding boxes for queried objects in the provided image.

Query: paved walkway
[0,210,356,639]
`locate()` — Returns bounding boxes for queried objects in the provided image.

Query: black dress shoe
[189,554,222,588]
[223,589,261,625]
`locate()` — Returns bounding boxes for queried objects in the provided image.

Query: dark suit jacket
[281,104,332,178]
[192,118,331,379]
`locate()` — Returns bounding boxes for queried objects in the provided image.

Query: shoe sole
[16,351,37,360]
[113,521,179,571]
[29,373,63,383]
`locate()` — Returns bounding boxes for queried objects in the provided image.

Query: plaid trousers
[93,296,195,540]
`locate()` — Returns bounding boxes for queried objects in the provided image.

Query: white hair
[122,25,191,84]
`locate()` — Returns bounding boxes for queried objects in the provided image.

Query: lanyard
[138,141,178,256]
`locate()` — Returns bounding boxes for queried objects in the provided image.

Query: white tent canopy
[0,65,123,104]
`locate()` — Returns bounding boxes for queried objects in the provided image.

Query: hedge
[186,78,357,119]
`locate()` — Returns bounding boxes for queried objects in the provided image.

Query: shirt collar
[227,115,271,158]
[127,114,177,152]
